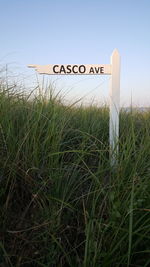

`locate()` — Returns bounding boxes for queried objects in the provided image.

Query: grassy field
[0,80,150,267]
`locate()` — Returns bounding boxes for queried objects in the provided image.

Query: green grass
[0,80,150,266]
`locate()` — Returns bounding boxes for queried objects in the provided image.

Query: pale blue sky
[1,0,150,106]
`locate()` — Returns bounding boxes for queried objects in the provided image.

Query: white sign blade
[28,64,111,75]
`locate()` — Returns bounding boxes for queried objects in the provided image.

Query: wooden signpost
[28,49,120,166]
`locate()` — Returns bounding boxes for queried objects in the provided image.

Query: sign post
[109,49,120,166]
[28,49,120,167]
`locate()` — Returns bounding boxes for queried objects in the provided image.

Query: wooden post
[109,49,120,167]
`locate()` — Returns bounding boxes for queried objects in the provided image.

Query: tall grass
[0,79,150,266]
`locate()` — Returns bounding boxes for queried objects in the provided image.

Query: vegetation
[0,79,150,266]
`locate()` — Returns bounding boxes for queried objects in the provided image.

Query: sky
[0,0,150,106]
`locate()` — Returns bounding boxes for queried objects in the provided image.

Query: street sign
[28,49,120,167]
[28,64,111,75]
